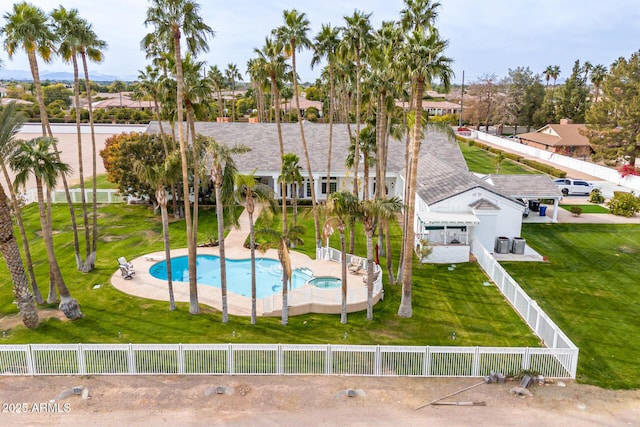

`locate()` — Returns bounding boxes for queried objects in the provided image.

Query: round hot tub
[308,276,342,289]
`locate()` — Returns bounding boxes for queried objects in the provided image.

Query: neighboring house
[0,97,33,106]
[281,96,323,118]
[517,119,592,158]
[145,122,560,263]
[0,86,7,97]
[92,96,157,113]
[395,100,462,116]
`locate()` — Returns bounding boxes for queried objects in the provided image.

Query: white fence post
[177,343,185,375]
[77,344,86,375]
[26,344,35,376]
[127,344,136,374]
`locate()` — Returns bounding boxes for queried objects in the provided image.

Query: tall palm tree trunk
[159,193,175,311]
[339,227,347,324]
[37,179,82,320]
[271,78,287,237]
[0,162,43,303]
[291,52,321,246]
[81,52,99,272]
[0,185,38,328]
[398,78,426,318]
[326,64,335,198]
[248,207,257,324]
[173,31,198,315]
[215,182,228,323]
[72,53,91,270]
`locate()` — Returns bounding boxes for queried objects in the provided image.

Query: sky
[1,0,639,84]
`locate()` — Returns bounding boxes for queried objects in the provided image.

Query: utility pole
[459,70,465,127]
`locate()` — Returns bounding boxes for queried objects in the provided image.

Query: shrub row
[456,135,567,178]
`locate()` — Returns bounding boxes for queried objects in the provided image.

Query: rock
[557,381,566,388]
[510,387,532,397]
[81,388,90,400]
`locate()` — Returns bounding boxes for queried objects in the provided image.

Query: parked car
[553,178,595,196]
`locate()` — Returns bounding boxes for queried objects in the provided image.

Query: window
[321,177,337,194]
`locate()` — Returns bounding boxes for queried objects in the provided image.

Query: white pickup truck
[553,178,595,196]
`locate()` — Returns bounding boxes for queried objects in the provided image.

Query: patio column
[552,198,559,223]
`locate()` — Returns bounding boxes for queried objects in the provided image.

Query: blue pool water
[149,256,314,298]
[308,276,342,289]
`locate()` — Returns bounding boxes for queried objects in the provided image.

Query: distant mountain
[0,68,137,82]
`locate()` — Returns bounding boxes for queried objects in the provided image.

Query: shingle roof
[518,123,589,147]
[145,122,406,175]
[484,174,562,199]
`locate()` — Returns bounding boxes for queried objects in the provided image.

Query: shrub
[607,192,640,217]
[589,188,605,204]
[618,164,640,178]
[570,206,583,216]
[520,159,567,178]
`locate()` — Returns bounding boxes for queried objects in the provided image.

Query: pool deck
[110,206,378,317]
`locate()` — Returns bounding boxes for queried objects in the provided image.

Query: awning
[417,211,480,226]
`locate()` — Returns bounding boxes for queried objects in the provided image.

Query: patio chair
[348,256,363,274]
[118,257,135,280]
[363,269,380,283]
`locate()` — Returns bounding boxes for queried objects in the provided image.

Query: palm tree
[3,3,87,274]
[325,191,358,324]
[254,37,289,238]
[1,2,55,138]
[582,60,592,83]
[51,6,94,272]
[590,64,607,102]
[235,172,275,324]
[203,136,250,323]
[144,0,215,315]
[0,101,44,304]
[257,224,305,326]
[312,24,341,201]
[134,148,181,311]
[0,183,38,329]
[274,9,322,247]
[76,19,107,272]
[544,65,553,89]
[397,26,453,318]
[551,65,561,91]
[279,153,303,228]
[225,63,242,121]
[11,137,83,320]
[356,197,402,320]
[341,10,373,200]
[346,126,376,201]
[208,65,225,120]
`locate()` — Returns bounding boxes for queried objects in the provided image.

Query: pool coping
[110,245,381,317]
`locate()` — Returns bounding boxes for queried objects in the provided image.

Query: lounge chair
[118,257,135,280]
[348,256,363,274]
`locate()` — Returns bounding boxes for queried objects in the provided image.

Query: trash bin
[511,237,526,254]
[528,200,540,212]
[539,205,547,216]
[495,237,510,254]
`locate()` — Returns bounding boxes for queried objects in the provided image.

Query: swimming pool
[149,255,314,298]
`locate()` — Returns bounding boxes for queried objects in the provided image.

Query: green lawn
[504,223,640,389]
[458,142,540,175]
[559,204,610,214]
[0,204,537,350]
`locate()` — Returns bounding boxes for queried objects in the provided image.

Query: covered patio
[415,211,480,263]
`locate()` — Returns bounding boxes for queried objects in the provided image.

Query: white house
[145,121,561,263]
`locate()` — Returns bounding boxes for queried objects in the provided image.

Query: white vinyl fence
[0,343,576,378]
[472,238,578,378]
[473,130,640,192]
[23,188,125,204]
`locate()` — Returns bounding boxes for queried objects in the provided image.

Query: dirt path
[0,376,638,426]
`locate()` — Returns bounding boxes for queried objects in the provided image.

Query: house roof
[395,100,462,111]
[518,123,589,147]
[145,122,406,176]
[417,211,480,226]
[0,98,33,106]
[281,97,322,111]
[483,175,562,199]
[93,98,155,109]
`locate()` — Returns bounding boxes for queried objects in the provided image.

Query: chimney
[560,118,573,125]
